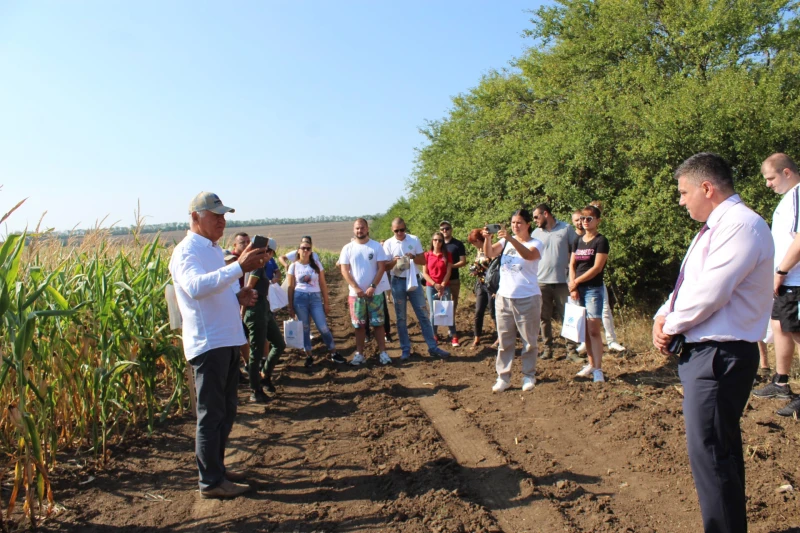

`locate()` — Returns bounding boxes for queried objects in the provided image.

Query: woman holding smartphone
[482,210,543,393]
[569,205,610,382]
[287,241,345,366]
[422,231,455,340]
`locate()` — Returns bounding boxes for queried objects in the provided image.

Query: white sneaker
[521,376,535,392]
[492,378,510,393]
[593,369,605,382]
[378,351,392,365]
[350,353,367,366]
[608,342,625,352]
[576,342,587,354]
[576,364,594,378]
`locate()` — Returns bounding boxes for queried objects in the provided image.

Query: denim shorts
[578,285,604,319]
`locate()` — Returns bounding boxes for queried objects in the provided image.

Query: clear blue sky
[0,1,545,233]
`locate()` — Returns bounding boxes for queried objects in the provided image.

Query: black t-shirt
[444,238,466,280]
[573,234,609,287]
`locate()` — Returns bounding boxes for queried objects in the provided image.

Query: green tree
[380,0,800,304]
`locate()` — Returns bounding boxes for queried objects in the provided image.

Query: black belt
[683,339,754,352]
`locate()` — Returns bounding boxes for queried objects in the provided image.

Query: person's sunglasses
[394,228,407,233]
[440,227,452,231]
[580,216,595,223]
[299,246,311,251]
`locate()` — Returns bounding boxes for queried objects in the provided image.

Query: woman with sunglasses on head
[279,235,320,270]
[482,210,544,393]
[422,231,455,341]
[569,205,610,382]
[287,240,345,366]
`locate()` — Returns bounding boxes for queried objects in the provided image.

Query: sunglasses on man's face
[580,216,595,223]
[394,228,407,233]
[440,227,452,231]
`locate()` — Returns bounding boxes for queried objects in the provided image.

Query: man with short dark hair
[340,218,393,364]
[753,152,800,417]
[170,192,268,499]
[653,153,773,533]
[439,221,467,346]
[532,203,577,359]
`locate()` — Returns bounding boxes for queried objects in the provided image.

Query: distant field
[153,220,361,252]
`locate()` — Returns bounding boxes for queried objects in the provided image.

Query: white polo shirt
[169,231,246,360]
[383,234,424,278]
[772,183,800,286]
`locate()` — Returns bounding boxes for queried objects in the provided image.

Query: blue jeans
[578,285,605,319]
[425,286,456,337]
[391,275,438,354]
[293,291,335,352]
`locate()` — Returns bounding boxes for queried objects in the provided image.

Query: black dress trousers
[678,340,759,533]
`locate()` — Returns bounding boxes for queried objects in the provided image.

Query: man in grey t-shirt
[532,203,578,359]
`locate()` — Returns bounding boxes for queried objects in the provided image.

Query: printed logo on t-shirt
[574,248,595,262]
[501,248,522,273]
[300,274,312,284]
[369,252,374,260]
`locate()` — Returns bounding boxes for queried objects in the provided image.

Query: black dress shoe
[261,377,276,393]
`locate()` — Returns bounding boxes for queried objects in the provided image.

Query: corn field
[0,198,346,529]
[0,209,186,528]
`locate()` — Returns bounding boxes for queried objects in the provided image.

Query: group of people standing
[169,150,798,533]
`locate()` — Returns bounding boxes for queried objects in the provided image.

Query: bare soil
[42,272,800,533]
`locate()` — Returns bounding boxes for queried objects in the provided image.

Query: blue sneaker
[400,350,411,361]
[429,347,450,358]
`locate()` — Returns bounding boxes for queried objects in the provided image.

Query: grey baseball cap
[189,192,235,214]
[267,238,277,251]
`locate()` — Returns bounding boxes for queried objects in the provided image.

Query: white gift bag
[267,283,289,310]
[406,262,419,292]
[165,284,182,330]
[561,302,586,343]
[284,319,305,350]
[433,299,454,326]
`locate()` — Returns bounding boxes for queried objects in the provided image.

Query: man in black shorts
[753,153,800,417]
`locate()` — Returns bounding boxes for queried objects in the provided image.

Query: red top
[424,251,452,286]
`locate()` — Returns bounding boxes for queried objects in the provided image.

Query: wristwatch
[369,283,377,289]
[776,268,789,275]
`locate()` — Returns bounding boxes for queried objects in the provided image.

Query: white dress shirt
[656,194,774,343]
[169,231,246,360]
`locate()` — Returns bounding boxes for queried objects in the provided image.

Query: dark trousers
[539,283,569,347]
[244,299,285,387]
[190,346,240,490]
[474,281,496,337]
[678,341,758,533]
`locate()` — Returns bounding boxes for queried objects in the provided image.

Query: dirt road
[44,272,800,532]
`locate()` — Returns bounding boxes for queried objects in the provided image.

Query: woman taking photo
[287,240,345,367]
[422,231,455,341]
[569,205,610,383]
[482,210,543,393]
[467,228,497,348]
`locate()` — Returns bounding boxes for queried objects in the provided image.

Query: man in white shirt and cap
[652,153,773,533]
[169,192,267,499]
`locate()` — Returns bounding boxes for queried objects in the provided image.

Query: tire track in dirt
[400,363,572,532]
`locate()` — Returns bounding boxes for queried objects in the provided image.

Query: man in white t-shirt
[753,153,800,417]
[383,217,451,360]
[339,218,392,365]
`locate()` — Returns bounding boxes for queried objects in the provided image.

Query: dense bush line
[373,0,800,305]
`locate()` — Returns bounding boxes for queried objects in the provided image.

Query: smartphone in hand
[486,224,502,234]
[252,235,268,248]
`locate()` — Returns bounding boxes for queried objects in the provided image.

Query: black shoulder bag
[485,240,509,295]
